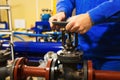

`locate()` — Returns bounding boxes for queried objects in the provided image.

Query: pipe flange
[50,59,61,80]
[88,60,93,80]
[10,57,27,80]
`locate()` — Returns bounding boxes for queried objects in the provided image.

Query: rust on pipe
[94,70,120,80]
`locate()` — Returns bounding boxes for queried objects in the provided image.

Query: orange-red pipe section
[23,66,46,77]
[94,70,120,80]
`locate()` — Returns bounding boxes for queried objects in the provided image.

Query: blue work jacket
[57,0,120,59]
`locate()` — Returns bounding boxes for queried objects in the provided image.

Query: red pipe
[88,60,120,80]
[23,66,46,77]
[13,58,52,80]
[94,70,120,80]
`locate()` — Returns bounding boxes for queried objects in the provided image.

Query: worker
[49,0,120,71]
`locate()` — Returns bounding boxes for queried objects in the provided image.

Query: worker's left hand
[66,13,93,34]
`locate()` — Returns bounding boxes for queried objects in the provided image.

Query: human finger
[65,21,75,31]
[76,27,87,34]
[79,29,87,34]
[70,26,79,32]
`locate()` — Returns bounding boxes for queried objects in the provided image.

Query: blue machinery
[14,41,62,61]
[0,21,63,79]
[13,21,62,61]
[10,21,120,80]
[1,21,120,80]
[0,21,62,61]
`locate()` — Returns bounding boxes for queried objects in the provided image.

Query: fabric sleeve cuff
[88,9,106,25]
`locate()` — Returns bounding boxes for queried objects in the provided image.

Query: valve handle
[52,21,68,27]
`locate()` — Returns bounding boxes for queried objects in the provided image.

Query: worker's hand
[49,12,66,30]
[66,13,93,34]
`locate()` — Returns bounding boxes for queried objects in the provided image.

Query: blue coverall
[57,0,120,71]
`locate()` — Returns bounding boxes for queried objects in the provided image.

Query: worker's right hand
[49,12,66,30]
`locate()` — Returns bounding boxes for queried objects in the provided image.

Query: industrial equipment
[14,41,62,61]
[0,23,120,80]
[31,21,62,42]
[13,21,63,61]
[41,9,51,21]
[0,43,11,80]
[10,57,120,80]
[9,21,120,80]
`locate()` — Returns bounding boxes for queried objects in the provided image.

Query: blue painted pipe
[13,32,49,37]
[14,41,62,54]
